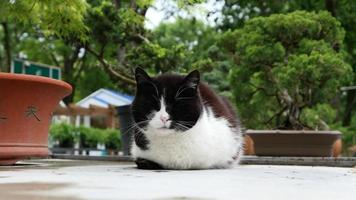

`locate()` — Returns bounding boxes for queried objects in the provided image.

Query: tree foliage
[220,11,353,130]
[151,18,216,72]
[219,0,356,126]
[0,0,88,38]
[84,1,210,88]
[1,0,209,101]
[151,18,236,98]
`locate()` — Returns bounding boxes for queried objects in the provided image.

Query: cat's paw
[135,158,164,170]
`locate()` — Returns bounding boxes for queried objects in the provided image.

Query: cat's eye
[175,86,196,101]
[175,96,195,101]
[151,95,160,102]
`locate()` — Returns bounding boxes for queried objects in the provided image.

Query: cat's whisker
[175,120,195,126]
[122,124,140,136]
[176,121,194,124]
[151,95,160,103]
[147,82,160,99]
[175,85,195,99]
[173,122,191,132]
[175,97,195,101]
[123,120,150,135]
[175,124,194,132]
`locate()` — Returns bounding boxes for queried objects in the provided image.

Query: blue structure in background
[74,88,134,128]
[76,88,133,108]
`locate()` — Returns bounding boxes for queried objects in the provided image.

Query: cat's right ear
[135,67,152,84]
[183,70,200,90]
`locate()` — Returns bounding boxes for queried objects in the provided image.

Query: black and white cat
[130,68,243,170]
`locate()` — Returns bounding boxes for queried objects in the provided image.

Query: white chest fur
[131,107,243,169]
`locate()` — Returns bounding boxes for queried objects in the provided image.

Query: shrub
[49,123,76,147]
[49,123,121,150]
[104,129,121,150]
[76,126,104,148]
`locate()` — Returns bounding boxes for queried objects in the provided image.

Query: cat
[130,67,243,170]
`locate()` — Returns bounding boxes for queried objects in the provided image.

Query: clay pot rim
[0,73,72,93]
[246,129,341,135]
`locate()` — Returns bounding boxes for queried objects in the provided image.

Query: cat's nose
[160,116,169,123]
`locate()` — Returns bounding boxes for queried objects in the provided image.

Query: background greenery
[1,0,355,152]
[219,11,352,130]
[50,123,121,150]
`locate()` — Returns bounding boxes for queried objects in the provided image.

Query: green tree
[220,11,353,130]
[219,0,356,126]
[1,0,210,103]
[0,1,90,104]
[74,65,116,102]
[0,0,88,72]
[149,18,215,72]
[84,0,210,88]
[151,18,233,97]
[17,33,88,103]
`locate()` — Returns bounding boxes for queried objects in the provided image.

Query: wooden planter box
[246,130,341,157]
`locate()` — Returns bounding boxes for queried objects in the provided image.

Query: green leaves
[221,11,353,129]
[50,123,121,150]
[301,104,336,130]
[0,0,88,40]
[177,0,206,7]
[49,123,76,147]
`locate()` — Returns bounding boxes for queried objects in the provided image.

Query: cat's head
[131,68,202,134]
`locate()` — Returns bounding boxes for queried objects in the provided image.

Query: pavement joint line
[48,155,356,168]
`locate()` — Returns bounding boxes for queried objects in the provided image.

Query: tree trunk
[342,90,356,126]
[85,46,136,85]
[284,104,304,130]
[61,46,81,104]
[276,89,304,129]
[63,84,76,105]
[113,0,121,9]
[1,22,12,72]
[62,58,76,104]
[325,0,337,17]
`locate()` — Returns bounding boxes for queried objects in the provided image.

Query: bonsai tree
[220,11,353,130]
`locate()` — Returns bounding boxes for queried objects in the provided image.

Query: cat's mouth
[156,121,173,130]
[157,125,172,130]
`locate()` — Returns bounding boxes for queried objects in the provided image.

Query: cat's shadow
[123,165,228,172]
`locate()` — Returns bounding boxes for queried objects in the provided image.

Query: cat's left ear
[183,70,200,89]
[135,67,152,84]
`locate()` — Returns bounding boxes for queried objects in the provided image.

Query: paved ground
[0,159,355,200]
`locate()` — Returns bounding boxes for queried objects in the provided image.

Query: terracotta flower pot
[243,135,255,155]
[246,130,341,157]
[332,138,342,157]
[0,73,72,165]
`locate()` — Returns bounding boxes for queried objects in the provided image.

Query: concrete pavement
[0,159,355,200]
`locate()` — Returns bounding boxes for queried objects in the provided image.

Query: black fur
[134,129,149,150]
[135,158,164,170]
[132,68,203,134]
